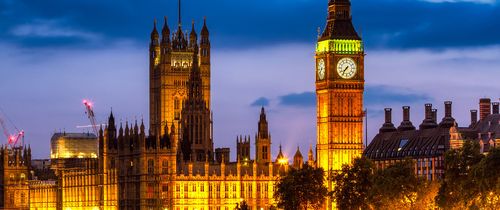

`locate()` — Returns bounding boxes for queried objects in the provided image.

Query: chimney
[425,104,433,120]
[385,108,392,123]
[479,98,491,120]
[398,106,416,131]
[470,110,478,126]
[380,108,397,133]
[493,102,499,114]
[403,106,411,122]
[432,109,437,124]
[444,101,452,118]
[440,101,456,128]
[420,103,437,129]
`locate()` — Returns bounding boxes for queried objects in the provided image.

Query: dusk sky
[0,0,499,159]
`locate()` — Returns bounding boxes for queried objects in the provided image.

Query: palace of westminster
[1,0,499,210]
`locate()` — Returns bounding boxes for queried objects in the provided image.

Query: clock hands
[342,66,349,75]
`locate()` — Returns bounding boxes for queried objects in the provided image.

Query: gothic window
[224,183,228,198]
[20,192,25,204]
[148,159,154,175]
[147,183,154,198]
[174,98,180,110]
[110,157,115,169]
[162,160,168,174]
[262,146,268,160]
[201,184,204,192]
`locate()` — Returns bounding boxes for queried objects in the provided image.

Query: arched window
[148,159,154,175]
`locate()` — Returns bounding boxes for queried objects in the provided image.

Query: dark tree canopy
[332,157,374,210]
[333,157,438,210]
[274,164,330,210]
[436,140,484,209]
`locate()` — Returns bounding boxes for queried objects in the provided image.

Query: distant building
[0,146,31,210]
[50,132,97,159]
[2,1,362,210]
[364,98,500,180]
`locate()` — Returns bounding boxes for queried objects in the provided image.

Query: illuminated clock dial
[337,58,357,79]
[317,59,325,80]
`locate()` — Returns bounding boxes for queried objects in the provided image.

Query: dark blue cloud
[250,97,270,107]
[275,85,431,108]
[279,92,316,107]
[0,0,498,49]
[365,85,431,105]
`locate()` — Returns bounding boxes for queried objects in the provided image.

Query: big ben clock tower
[316,0,364,207]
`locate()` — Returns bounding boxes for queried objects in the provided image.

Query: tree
[274,164,330,210]
[370,159,431,210]
[436,140,484,209]
[470,148,500,209]
[332,157,374,210]
[235,200,250,210]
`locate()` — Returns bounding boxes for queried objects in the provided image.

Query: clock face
[337,58,357,79]
[317,59,325,80]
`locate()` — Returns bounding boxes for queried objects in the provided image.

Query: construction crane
[83,99,99,136]
[0,107,24,147]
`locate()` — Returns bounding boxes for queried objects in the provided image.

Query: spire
[277,144,284,160]
[162,16,170,43]
[201,17,209,36]
[187,42,203,100]
[308,144,314,160]
[108,109,115,129]
[151,19,159,41]
[140,118,145,134]
[294,147,303,159]
[190,20,198,48]
[258,107,269,139]
[320,0,360,41]
[178,0,182,27]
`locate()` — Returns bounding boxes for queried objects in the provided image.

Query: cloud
[365,85,431,105]
[279,92,316,107]
[250,97,270,107]
[421,0,496,4]
[0,0,499,49]
[10,19,100,42]
[1,43,499,159]
[275,85,430,108]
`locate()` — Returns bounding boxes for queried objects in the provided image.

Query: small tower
[255,107,271,164]
[293,147,304,169]
[189,20,198,49]
[307,144,315,167]
[150,19,160,67]
[200,17,210,65]
[0,146,30,209]
[160,16,171,64]
[236,135,250,162]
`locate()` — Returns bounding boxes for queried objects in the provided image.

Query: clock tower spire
[315,0,364,209]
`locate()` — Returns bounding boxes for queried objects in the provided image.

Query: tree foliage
[436,140,484,209]
[234,200,250,210]
[274,164,330,210]
[332,157,374,210]
[333,157,437,210]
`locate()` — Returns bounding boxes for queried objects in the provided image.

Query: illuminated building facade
[149,7,211,137]
[315,0,365,209]
[50,133,97,159]
[0,146,31,210]
[364,98,500,180]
